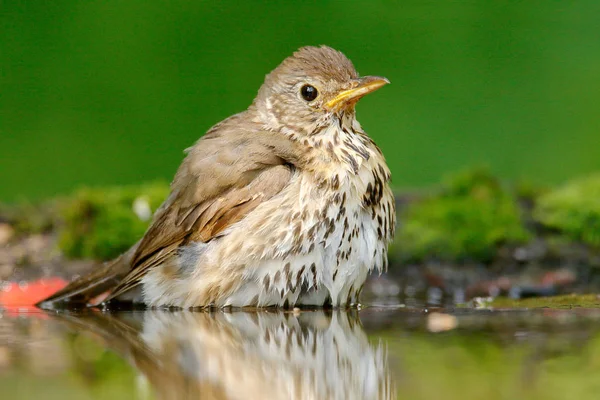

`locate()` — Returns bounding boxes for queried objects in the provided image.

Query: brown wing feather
[107,165,291,300]
[104,124,297,301]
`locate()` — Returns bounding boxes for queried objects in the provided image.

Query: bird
[38,45,396,309]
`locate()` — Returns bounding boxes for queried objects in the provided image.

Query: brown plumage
[39,45,395,309]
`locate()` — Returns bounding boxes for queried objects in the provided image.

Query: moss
[513,179,548,204]
[491,294,600,309]
[0,201,57,235]
[58,182,170,260]
[393,168,531,262]
[533,174,600,248]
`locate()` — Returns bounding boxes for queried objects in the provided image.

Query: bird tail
[36,242,139,309]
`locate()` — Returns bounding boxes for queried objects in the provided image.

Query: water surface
[2,306,600,399]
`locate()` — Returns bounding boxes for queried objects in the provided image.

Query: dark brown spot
[293,223,302,237]
[274,270,281,284]
[323,294,332,307]
[323,220,333,240]
[331,174,340,190]
[340,149,359,174]
[356,283,364,299]
[307,224,317,238]
[296,265,306,288]
[249,294,259,306]
[327,141,334,155]
[313,209,321,219]
[343,139,369,161]
[347,286,354,305]
[378,164,386,178]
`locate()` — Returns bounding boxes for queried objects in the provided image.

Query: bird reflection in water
[56,310,394,400]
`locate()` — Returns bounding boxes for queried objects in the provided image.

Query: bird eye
[300,84,318,102]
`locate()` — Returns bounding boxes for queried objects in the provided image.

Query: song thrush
[39,46,395,309]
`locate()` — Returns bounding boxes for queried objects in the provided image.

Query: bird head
[253,46,389,136]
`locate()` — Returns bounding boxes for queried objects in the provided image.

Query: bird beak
[325,76,390,110]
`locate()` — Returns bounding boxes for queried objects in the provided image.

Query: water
[2,306,600,400]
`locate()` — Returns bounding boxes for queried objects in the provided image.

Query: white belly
[226,196,379,307]
[218,176,388,308]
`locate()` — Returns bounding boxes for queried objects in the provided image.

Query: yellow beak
[325,76,390,110]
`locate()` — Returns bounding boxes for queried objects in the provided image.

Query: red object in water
[0,277,68,307]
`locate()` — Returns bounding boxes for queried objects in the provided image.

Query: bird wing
[105,118,298,301]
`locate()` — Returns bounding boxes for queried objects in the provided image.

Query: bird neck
[293,113,385,185]
[247,105,386,184]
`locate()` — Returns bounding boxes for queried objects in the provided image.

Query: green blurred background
[2,1,600,202]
